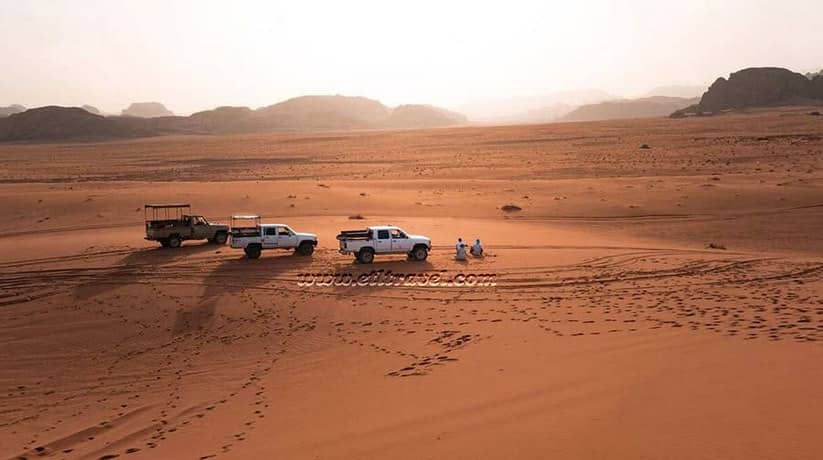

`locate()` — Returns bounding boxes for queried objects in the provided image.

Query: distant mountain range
[4,67,821,141]
[459,87,708,125]
[0,95,468,142]
[643,85,706,99]
[560,96,699,122]
[459,90,615,124]
[672,67,823,117]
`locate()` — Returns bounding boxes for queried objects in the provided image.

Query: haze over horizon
[1,0,821,116]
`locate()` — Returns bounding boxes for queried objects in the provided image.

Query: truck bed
[336,229,371,240]
[146,219,185,229]
[231,227,260,238]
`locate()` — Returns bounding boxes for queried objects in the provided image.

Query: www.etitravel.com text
[296,270,497,287]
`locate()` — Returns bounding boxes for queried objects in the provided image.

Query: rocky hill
[256,95,391,131]
[121,102,174,118]
[560,96,698,122]
[0,104,26,118]
[385,105,468,128]
[672,67,823,117]
[81,105,102,115]
[0,106,149,141]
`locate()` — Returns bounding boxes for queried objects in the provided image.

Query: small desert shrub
[349,214,365,220]
[639,144,651,149]
[501,204,522,212]
[706,242,726,250]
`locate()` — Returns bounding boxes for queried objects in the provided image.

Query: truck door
[192,216,209,239]
[278,226,298,248]
[390,228,410,251]
[182,216,195,238]
[262,226,279,248]
[376,229,391,252]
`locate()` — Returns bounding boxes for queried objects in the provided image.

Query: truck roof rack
[144,204,191,222]
[144,203,191,209]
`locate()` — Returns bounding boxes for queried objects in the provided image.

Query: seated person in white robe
[455,238,468,260]
[471,239,483,257]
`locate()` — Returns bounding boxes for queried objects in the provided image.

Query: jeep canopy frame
[144,204,191,222]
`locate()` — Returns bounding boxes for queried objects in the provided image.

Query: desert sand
[1,106,823,459]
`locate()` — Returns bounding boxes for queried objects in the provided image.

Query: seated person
[471,238,484,257]
[455,238,468,261]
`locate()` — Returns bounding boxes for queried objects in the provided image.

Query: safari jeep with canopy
[144,203,229,248]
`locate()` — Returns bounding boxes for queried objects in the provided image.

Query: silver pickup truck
[337,225,431,263]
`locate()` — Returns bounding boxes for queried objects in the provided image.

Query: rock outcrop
[0,104,26,118]
[256,95,391,130]
[188,106,258,133]
[121,102,174,118]
[81,105,102,115]
[0,106,147,141]
[672,67,823,117]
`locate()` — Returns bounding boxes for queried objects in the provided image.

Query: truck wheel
[297,241,314,256]
[167,236,182,249]
[357,248,375,264]
[412,246,428,261]
[244,245,262,259]
[160,239,170,248]
[212,232,228,245]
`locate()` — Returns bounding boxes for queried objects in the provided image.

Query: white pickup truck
[337,225,431,263]
[230,215,318,259]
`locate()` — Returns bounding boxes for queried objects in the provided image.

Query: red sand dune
[1,107,822,459]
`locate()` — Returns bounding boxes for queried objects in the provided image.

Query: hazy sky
[1,0,821,115]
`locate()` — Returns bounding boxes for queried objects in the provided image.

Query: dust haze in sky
[1,0,821,115]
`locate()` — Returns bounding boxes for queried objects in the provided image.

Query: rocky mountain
[672,67,823,117]
[256,95,391,131]
[81,105,102,115]
[121,102,174,118]
[0,95,470,141]
[0,104,26,118]
[560,96,698,122]
[0,106,149,141]
[188,106,260,134]
[385,105,468,128]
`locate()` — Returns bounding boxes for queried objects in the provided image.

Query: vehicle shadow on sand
[171,252,315,336]
[73,242,221,300]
